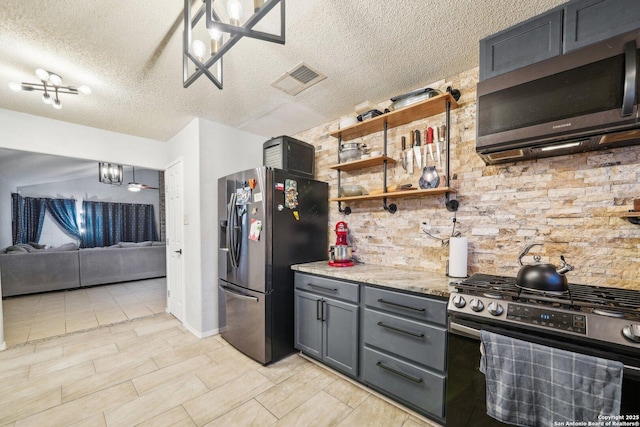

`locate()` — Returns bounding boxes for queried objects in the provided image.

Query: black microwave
[476,29,640,164]
[263,135,315,178]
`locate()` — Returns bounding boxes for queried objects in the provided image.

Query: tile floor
[2,278,167,346]
[1,281,441,426]
[0,311,440,426]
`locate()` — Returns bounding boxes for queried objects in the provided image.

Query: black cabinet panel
[480,9,563,81]
[564,0,640,53]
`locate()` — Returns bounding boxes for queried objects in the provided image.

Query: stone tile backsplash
[295,67,640,290]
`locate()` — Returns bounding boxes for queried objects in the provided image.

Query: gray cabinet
[361,286,447,422]
[294,273,359,378]
[480,0,640,81]
[564,0,640,53]
[479,9,563,81]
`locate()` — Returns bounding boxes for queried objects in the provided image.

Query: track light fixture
[183,0,285,89]
[9,69,91,110]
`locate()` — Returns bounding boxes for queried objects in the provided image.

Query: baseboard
[182,321,219,339]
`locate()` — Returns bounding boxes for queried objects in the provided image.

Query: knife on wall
[413,130,422,170]
[426,127,435,162]
[407,132,414,174]
[401,136,407,170]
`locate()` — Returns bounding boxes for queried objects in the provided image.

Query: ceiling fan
[128,166,158,192]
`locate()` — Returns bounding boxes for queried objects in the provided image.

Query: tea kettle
[516,243,574,294]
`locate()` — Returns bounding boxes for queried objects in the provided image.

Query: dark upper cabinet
[479,9,563,81]
[480,0,640,81]
[564,0,640,53]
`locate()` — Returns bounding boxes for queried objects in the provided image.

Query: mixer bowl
[329,245,352,261]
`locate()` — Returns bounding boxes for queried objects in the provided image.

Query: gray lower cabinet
[564,0,640,53]
[361,286,447,422]
[294,273,359,378]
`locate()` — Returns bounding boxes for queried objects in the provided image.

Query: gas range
[448,274,640,351]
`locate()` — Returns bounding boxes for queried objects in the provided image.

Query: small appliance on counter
[328,221,354,267]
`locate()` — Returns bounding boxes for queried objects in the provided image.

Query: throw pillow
[28,242,47,249]
[119,242,138,248]
[5,245,28,254]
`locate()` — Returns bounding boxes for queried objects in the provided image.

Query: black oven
[445,316,640,427]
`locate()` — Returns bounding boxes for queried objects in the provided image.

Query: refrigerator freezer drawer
[218,281,271,364]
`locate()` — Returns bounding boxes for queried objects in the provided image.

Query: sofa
[0,242,166,297]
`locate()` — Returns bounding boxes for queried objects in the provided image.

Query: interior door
[166,160,185,323]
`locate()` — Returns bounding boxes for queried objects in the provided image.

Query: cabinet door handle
[321,300,327,322]
[377,322,425,339]
[316,299,322,320]
[308,283,338,292]
[377,298,425,312]
[376,361,423,384]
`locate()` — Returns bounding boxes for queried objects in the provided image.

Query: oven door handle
[449,321,481,339]
[449,320,640,376]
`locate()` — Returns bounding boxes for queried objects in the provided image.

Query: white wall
[0,108,165,169]
[17,169,161,247]
[0,174,14,249]
[199,118,263,335]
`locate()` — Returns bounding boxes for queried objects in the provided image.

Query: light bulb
[227,0,243,26]
[35,68,49,82]
[77,85,91,95]
[53,99,62,109]
[128,183,142,192]
[49,73,62,87]
[42,93,53,104]
[208,27,223,54]
[192,39,207,61]
[8,82,21,92]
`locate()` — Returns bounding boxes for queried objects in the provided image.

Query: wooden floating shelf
[330,187,456,202]
[329,155,396,171]
[615,211,640,218]
[329,93,459,141]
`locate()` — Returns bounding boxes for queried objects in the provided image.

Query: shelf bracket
[383,198,397,214]
[444,97,459,213]
[338,201,351,215]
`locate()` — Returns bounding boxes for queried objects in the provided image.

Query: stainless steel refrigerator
[218,166,328,364]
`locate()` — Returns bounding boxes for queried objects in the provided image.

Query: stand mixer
[328,221,355,267]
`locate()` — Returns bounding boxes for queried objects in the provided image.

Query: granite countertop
[291,261,456,298]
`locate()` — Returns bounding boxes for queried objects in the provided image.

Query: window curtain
[11,193,47,244]
[45,198,82,239]
[81,201,157,248]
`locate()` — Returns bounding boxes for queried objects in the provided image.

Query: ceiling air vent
[272,62,326,96]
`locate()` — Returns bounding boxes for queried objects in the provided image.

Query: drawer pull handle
[377,298,425,312]
[377,322,425,339]
[308,283,338,292]
[376,361,423,384]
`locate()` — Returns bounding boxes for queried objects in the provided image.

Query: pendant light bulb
[53,99,62,110]
[42,92,53,104]
[208,27,223,54]
[49,73,62,87]
[35,68,49,82]
[192,39,207,62]
[78,85,92,95]
[8,82,21,92]
[227,0,243,26]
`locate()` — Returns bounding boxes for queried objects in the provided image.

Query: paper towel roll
[448,237,468,278]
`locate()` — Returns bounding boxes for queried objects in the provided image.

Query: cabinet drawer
[363,308,446,371]
[295,273,359,303]
[362,346,445,419]
[364,287,446,326]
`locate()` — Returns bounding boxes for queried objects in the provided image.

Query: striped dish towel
[480,330,623,427]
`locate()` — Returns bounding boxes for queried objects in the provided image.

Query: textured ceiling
[0,0,568,142]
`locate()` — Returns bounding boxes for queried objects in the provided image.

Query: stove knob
[487,302,504,316]
[452,295,466,308]
[470,298,484,312]
[622,324,640,343]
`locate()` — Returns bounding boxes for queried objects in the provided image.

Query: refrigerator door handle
[219,284,259,302]
[226,193,240,268]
